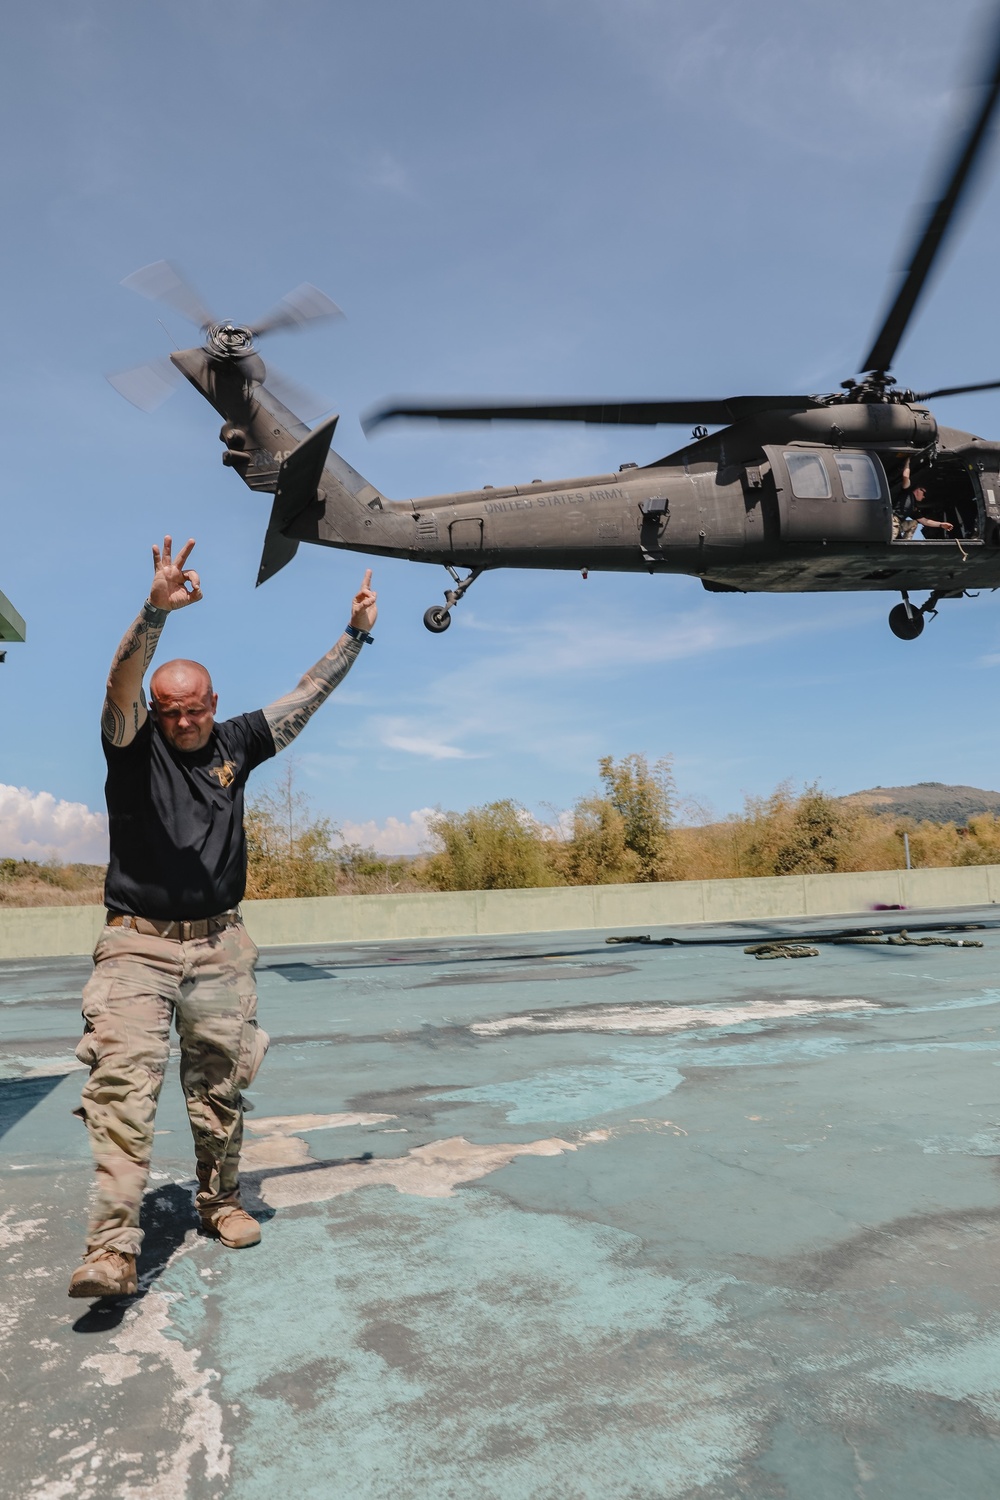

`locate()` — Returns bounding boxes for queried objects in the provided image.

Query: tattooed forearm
[263,635,363,751]
[101,602,168,746]
[110,611,165,675]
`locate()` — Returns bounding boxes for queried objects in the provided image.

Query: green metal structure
[0,588,25,647]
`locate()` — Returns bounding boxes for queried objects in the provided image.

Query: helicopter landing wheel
[424,606,452,633]
[422,564,485,634]
[888,601,924,640]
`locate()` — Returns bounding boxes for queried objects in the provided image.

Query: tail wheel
[423,606,452,633]
[888,602,924,640]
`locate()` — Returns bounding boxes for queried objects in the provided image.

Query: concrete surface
[4,908,1000,1498]
[3,861,1000,958]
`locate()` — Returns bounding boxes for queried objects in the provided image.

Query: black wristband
[345,623,374,645]
[142,598,168,626]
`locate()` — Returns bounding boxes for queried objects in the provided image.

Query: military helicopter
[112,16,1000,643]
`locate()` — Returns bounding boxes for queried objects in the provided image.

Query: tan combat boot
[199,1204,261,1248]
[68,1251,138,1299]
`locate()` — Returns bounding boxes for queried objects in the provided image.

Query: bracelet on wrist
[142,598,168,625]
[345,623,374,645]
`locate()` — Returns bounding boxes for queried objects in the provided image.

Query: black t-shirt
[103,710,276,920]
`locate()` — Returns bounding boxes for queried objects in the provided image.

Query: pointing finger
[362,569,372,590]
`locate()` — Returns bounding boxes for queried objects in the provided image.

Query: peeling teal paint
[432,1063,686,1122]
[210,1197,746,1500]
[875,1325,1000,1420]
[8,917,1000,1498]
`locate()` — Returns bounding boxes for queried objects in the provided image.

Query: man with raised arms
[69,537,377,1299]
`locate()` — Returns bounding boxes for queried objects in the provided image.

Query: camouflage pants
[75,921,269,1257]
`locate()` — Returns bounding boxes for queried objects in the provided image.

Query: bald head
[150,659,218,752]
[151,659,213,700]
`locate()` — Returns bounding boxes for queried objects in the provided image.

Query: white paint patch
[31,1473,82,1499]
[470,998,877,1036]
[23,1061,86,1078]
[872,1327,1000,1423]
[81,1289,230,1498]
[257,1133,591,1208]
[80,1351,143,1387]
[245,1111,395,1135]
[241,1111,397,1169]
[0,1212,47,1249]
[241,1134,314,1169]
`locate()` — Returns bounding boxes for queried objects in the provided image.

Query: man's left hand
[350,570,378,632]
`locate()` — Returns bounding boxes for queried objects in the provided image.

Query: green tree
[552,794,638,885]
[426,800,558,891]
[737,781,861,876]
[774,785,859,874]
[955,812,1000,866]
[597,753,675,881]
[245,760,342,898]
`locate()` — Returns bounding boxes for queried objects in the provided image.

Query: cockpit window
[835,452,881,500]
[785,452,831,499]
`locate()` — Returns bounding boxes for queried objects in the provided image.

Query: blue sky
[5,0,1000,859]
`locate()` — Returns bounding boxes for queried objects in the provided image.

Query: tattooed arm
[263,570,377,751]
[102,535,202,747]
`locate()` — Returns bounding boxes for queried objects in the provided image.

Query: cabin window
[785,452,831,499]
[835,452,881,500]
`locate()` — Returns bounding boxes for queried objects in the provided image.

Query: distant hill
[841,782,1000,825]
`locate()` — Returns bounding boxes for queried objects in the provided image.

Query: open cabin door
[968,459,1000,543]
[764,447,892,544]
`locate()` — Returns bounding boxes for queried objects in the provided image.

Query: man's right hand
[150,536,202,611]
[103,538,195,747]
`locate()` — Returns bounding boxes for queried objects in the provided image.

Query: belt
[106,909,241,942]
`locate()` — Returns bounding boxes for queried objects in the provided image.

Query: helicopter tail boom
[170,345,405,583]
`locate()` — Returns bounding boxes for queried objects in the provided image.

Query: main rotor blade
[362,394,823,433]
[256,363,336,424]
[121,260,217,331]
[912,376,1000,400]
[249,284,343,338]
[107,356,182,412]
[862,14,1000,374]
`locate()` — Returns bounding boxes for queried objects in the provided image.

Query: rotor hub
[206,323,255,357]
[833,372,910,405]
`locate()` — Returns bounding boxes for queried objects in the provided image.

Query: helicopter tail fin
[254,411,400,585]
[167,347,397,582]
[256,415,338,586]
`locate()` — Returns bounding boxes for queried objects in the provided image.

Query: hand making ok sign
[149,536,203,612]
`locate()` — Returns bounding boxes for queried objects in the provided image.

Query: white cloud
[339,807,437,855]
[0,784,108,863]
[379,722,479,760]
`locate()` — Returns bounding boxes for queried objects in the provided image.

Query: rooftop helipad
[4,909,1000,1498]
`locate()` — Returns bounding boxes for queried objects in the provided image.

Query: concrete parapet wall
[1,864,999,961]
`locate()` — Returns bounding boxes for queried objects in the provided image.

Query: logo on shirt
[211,760,236,790]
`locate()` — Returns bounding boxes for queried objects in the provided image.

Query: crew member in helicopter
[893,458,954,540]
[68,537,377,1300]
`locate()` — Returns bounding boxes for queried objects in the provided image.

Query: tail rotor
[108,260,340,419]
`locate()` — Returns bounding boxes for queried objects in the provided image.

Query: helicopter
[111,16,1000,643]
